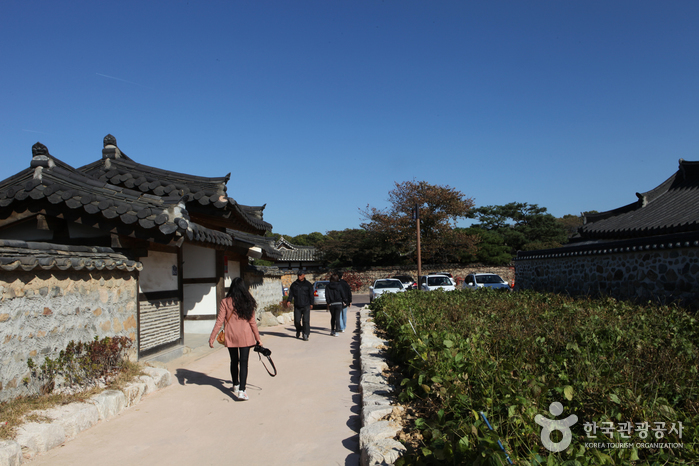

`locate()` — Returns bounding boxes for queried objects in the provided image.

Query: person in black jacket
[325,272,349,337]
[286,270,314,341]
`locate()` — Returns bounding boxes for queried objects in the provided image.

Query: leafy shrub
[264,302,290,317]
[371,290,699,465]
[340,271,363,291]
[26,336,133,395]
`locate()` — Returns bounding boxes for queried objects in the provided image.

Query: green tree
[318,228,404,267]
[290,232,325,246]
[361,180,477,264]
[469,202,568,253]
[456,227,512,265]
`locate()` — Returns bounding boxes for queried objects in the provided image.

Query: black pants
[329,304,342,334]
[294,305,311,338]
[228,346,253,390]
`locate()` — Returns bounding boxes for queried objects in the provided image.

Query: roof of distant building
[275,236,319,262]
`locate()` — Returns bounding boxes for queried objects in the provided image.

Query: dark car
[392,275,416,290]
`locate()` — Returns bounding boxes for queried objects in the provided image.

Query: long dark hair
[226,277,257,321]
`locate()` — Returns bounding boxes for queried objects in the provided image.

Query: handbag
[216,306,234,345]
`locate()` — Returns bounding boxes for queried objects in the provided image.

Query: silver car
[462,273,510,291]
[419,274,456,291]
[313,280,329,307]
[369,279,405,303]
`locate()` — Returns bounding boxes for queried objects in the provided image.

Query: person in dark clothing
[325,272,349,337]
[338,272,353,333]
[286,270,314,341]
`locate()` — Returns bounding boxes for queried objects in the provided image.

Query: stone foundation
[0,269,139,402]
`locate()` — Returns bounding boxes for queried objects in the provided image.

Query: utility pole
[414,203,422,289]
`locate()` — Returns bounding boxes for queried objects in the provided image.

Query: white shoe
[233,385,240,394]
[238,390,249,401]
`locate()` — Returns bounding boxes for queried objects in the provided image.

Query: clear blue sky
[2,1,698,236]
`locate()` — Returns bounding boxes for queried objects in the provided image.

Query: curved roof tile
[581,159,699,240]
[0,239,142,272]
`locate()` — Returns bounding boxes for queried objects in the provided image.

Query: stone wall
[244,266,285,317]
[515,247,699,308]
[0,269,139,402]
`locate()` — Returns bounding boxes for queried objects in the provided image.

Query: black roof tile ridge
[637,171,677,206]
[0,168,33,190]
[227,200,272,231]
[81,157,231,187]
[226,229,283,259]
[38,171,157,209]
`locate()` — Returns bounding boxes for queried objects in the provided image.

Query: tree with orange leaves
[360,180,478,264]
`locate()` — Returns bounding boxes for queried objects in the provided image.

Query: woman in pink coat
[209,277,262,401]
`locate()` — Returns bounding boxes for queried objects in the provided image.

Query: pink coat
[209,297,261,348]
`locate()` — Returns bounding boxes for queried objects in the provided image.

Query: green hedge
[371,289,698,465]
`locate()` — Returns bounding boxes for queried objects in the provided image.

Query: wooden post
[415,203,422,289]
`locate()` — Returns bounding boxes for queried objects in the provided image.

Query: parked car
[369,279,406,302]
[392,275,416,290]
[419,274,456,291]
[435,272,456,285]
[462,273,510,291]
[313,280,329,307]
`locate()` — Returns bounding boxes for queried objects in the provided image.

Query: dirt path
[29,304,365,466]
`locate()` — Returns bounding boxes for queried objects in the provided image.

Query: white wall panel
[183,283,217,316]
[139,251,178,293]
[183,243,215,279]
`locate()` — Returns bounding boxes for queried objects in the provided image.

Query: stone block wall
[244,266,285,317]
[515,248,699,308]
[0,269,139,402]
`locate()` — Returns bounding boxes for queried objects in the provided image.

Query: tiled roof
[0,239,142,272]
[0,142,236,248]
[78,135,271,234]
[275,236,319,262]
[581,159,699,240]
[228,230,283,260]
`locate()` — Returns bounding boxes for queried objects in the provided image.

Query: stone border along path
[0,366,172,466]
[358,305,406,466]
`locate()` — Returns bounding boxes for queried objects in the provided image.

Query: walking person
[286,270,314,341]
[338,271,353,333]
[209,277,261,401]
[325,273,349,337]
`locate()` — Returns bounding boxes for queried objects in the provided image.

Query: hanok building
[0,136,280,393]
[515,159,699,308]
[273,236,322,270]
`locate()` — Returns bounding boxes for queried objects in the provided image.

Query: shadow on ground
[174,368,237,400]
[343,312,362,465]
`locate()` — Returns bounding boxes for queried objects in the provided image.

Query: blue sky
[2,1,698,236]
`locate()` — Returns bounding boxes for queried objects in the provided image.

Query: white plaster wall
[183,283,217,316]
[184,320,216,334]
[225,257,241,288]
[183,283,217,334]
[139,251,178,293]
[183,243,215,279]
